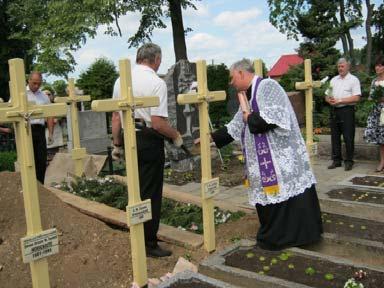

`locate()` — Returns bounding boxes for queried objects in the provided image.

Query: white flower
[375,80,384,87]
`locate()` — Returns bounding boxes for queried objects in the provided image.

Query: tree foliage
[52,80,67,97]
[77,58,118,102]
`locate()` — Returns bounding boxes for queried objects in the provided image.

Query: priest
[211,58,323,250]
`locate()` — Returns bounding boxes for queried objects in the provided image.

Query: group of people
[325,56,384,173]
[5,41,384,259]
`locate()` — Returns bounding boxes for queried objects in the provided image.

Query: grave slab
[200,240,384,288]
[337,174,384,191]
[45,152,107,186]
[48,187,204,249]
[157,270,237,288]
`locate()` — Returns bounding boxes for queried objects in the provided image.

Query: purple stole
[241,77,279,195]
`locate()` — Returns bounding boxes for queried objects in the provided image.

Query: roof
[268,54,303,77]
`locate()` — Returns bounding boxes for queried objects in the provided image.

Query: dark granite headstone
[164,60,199,171]
[287,91,305,127]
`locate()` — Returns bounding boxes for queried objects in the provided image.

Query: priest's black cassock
[212,77,323,250]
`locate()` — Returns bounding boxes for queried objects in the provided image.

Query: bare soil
[0,172,258,288]
[327,187,384,205]
[225,245,384,288]
[322,212,384,242]
[351,176,384,187]
[167,279,217,288]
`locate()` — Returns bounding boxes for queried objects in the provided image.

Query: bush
[0,151,17,172]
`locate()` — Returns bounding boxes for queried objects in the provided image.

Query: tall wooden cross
[295,59,322,157]
[92,59,159,287]
[55,79,91,177]
[177,60,226,252]
[0,58,67,288]
[254,59,264,77]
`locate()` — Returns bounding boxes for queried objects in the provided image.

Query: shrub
[0,151,17,172]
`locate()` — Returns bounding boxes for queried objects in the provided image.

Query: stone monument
[164,60,199,171]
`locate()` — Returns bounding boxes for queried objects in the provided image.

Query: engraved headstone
[164,60,199,171]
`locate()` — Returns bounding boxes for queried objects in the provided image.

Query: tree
[127,0,199,62]
[0,0,33,101]
[77,58,119,101]
[52,80,67,97]
[372,3,384,60]
[268,0,363,61]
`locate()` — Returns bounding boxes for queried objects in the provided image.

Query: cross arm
[0,103,67,123]
[295,81,322,90]
[55,95,91,103]
[177,91,226,105]
[92,96,159,112]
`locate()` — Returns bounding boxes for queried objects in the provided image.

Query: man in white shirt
[325,58,361,171]
[26,72,54,183]
[111,43,183,257]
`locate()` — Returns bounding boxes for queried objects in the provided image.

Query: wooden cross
[0,58,67,288]
[254,59,264,77]
[55,79,91,177]
[177,60,226,252]
[295,59,322,157]
[92,59,159,287]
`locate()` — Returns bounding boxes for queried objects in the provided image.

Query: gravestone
[67,110,110,154]
[45,121,64,149]
[287,91,305,127]
[164,60,199,171]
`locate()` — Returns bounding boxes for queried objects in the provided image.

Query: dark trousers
[136,129,165,247]
[31,125,47,184]
[330,106,355,164]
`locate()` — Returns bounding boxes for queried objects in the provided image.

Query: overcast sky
[57,0,381,81]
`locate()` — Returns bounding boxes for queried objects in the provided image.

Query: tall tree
[268,0,363,60]
[365,0,374,72]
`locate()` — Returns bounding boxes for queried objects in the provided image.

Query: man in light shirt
[325,58,361,171]
[111,43,183,257]
[26,72,54,183]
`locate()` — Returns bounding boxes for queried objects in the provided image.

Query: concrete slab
[48,187,204,249]
[45,152,107,186]
[199,239,384,288]
[157,270,237,288]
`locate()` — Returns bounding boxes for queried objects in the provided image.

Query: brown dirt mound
[0,172,257,287]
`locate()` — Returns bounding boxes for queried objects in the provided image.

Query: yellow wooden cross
[55,79,91,177]
[0,58,67,288]
[177,60,226,252]
[92,59,159,287]
[295,59,322,157]
[254,59,264,77]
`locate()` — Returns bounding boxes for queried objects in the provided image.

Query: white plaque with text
[202,178,220,199]
[21,228,59,263]
[127,199,152,226]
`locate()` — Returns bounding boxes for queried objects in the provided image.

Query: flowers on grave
[354,269,367,280]
[324,273,334,281]
[370,79,384,102]
[344,278,364,288]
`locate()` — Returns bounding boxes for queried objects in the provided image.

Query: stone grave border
[317,184,384,223]
[337,173,384,191]
[156,270,237,288]
[199,239,384,288]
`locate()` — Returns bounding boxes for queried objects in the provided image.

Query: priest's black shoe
[327,162,342,169]
[146,245,172,258]
[344,162,353,171]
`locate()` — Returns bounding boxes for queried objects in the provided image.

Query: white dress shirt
[112,64,168,128]
[329,73,361,107]
[26,86,50,125]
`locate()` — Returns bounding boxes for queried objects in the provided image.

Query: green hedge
[0,151,17,172]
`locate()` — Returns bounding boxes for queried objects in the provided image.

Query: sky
[56,0,381,81]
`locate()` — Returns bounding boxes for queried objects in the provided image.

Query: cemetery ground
[1,152,384,287]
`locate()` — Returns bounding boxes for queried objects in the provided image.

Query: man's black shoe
[146,245,172,258]
[327,162,342,169]
[345,162,353,171]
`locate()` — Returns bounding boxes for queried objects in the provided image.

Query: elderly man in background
[325,58,361,171]
[26,72,54,183]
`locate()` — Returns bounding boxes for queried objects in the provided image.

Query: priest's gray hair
[230,58,255,73]
[136,43,162,64]
[337,58,350,65]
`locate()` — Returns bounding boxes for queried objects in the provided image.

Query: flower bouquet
[370,79,384,103]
